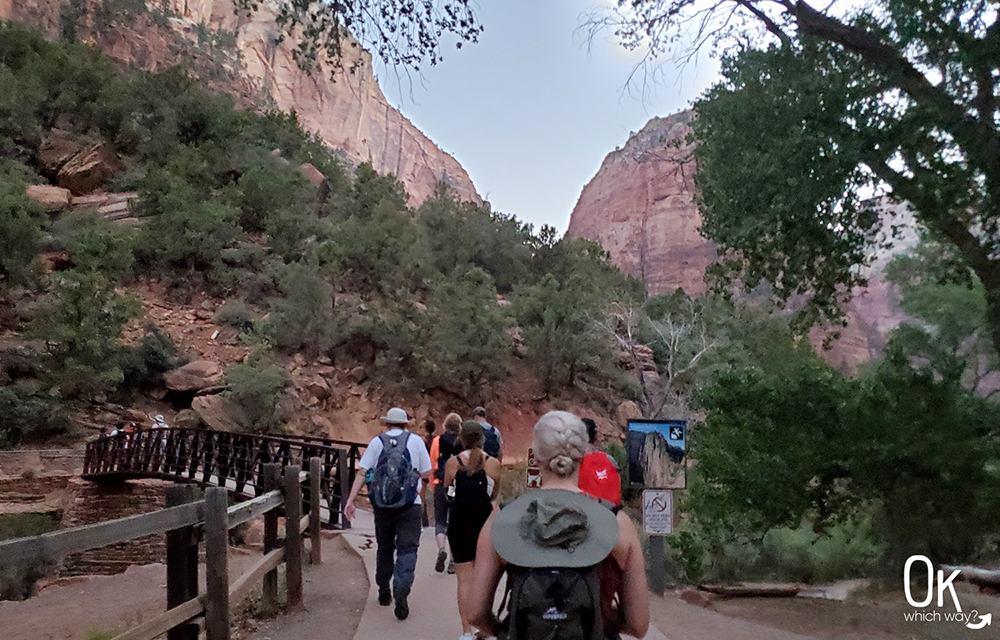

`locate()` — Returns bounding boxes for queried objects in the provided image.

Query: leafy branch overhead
[232,0,483,72]
[591,0,1000,357]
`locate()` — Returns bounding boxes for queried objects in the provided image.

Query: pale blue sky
[377,0,720,233]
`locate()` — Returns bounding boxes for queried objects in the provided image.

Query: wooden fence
[0,461,324,640]
[82,428,363,527]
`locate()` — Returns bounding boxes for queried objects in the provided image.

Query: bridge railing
[82,428,364,528]
[0,462,320,640]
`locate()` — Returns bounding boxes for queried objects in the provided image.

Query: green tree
[422,267,510,400]
[224,353,289,434]
[29,271,141,395]
[267,263,337,356]
[0,175,41,288]
[595,0,1000,355]
[51,210,136,282]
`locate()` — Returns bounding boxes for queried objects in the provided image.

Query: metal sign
[627,419,687,489]
[642,490,673,536]
[526,446,542,489]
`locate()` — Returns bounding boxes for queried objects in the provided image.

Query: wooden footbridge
[1,428,369,640]
[82,427,365,528]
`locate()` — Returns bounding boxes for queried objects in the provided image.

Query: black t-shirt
[435,431,462,481]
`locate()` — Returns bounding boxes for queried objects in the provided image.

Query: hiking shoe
[394,594,409,620]
[378,590,392,606]
[435,549,448,573]
[447,560,455,574]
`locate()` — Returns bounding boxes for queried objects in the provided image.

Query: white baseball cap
[381,407,409,424]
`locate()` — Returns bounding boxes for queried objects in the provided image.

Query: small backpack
[367,432,419,509]
[482,425,501,459]
[497,501,617,640]
[435,431,461,482]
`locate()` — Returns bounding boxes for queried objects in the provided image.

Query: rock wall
[568,111,911,371]
[567,111,715,296]
[1,0,480,206]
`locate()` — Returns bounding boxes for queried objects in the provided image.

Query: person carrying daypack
[345,407,432,621]
[578,418,622,506]
[468,411,649,640]
[432,412,463,573]
[473,406,502,461]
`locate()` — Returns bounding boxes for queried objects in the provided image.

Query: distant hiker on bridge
[444,420,501,640]
[468,411,649,640]
[344,407,433,621]
[430,412,463,574]
[473,406,502,462]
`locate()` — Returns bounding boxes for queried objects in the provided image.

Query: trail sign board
[642,490,673,535]
[526,446,542,489]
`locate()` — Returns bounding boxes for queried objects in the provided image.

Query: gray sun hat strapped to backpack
[492,489,620,640]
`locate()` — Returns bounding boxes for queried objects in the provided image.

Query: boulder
[25,185,71,210]
[191,395,245,431]
[615,400,642,429]
[38,129,83,174]
[163,361,225,391]
[349,365,368,384]
[174,409,202,429]
[299,162,326,188]
[309,415,335,436]
[304,375,331,400]
[56,142,119,194]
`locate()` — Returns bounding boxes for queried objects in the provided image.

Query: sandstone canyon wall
[1,0,479,206]
[568,111,910,371]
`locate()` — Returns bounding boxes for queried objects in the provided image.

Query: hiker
[468,411,649,640]
[431,412,463,573]
[421,418,437,527]
[578,417,622,505]
[444,420,501,640]
[344,407,433,621]
[473,406,502,461]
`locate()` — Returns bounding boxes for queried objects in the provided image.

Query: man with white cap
[345,407,432,620]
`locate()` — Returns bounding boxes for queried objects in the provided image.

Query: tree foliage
[594,0,1000,356]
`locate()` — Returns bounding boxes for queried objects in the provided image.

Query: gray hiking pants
[373,503,422,598]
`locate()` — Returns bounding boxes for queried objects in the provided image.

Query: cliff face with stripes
[568,111,912,372]
[1,0,480,206]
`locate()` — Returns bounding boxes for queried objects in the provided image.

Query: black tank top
[454,456,491,505]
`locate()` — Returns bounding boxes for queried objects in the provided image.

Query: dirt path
[243,535,368,640]
[1,552,262,640]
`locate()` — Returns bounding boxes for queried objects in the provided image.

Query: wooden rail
[0,462,325,640]
[82,427,364,528]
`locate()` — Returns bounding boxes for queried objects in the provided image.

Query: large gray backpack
[498,500,617,640]
[367,432,419,509]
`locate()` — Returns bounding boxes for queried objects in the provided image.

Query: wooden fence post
[262,463,280,612]
[205,487,230,640]
[338,451,351,529]
[309,457,322,565]
[166,485,201,640]
[284,465,303,611]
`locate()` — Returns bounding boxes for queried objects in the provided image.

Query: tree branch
[734,0,791,47]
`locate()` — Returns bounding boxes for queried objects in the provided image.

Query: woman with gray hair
[467,411,649,640]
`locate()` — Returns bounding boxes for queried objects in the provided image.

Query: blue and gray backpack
[367,432,420,509]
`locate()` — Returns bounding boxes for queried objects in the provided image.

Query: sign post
[526,446,542,489]
[628,419,687,597]
[643,489,673,595]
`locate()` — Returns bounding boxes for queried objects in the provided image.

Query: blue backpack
[483,425,501,459]
[367,432,420,508]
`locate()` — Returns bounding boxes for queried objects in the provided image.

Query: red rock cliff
[568,111,909,371]
[1,0,480,206]
[567,111,715,296]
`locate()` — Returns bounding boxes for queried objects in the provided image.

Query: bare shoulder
[611,510,640,563]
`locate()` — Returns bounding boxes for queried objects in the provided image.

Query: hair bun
[548,455,576,477]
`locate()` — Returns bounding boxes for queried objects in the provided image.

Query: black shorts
[447,501,492,564]
[433,483,450,535]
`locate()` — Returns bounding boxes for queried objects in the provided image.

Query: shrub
[214,300,256,332]
[118,325,178,395]
[50,209,136,282]
[0,383,71,449]
[0,179,42,288]
[267,263,337,356]
[29,271,141,395]
[224,353,288,434]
